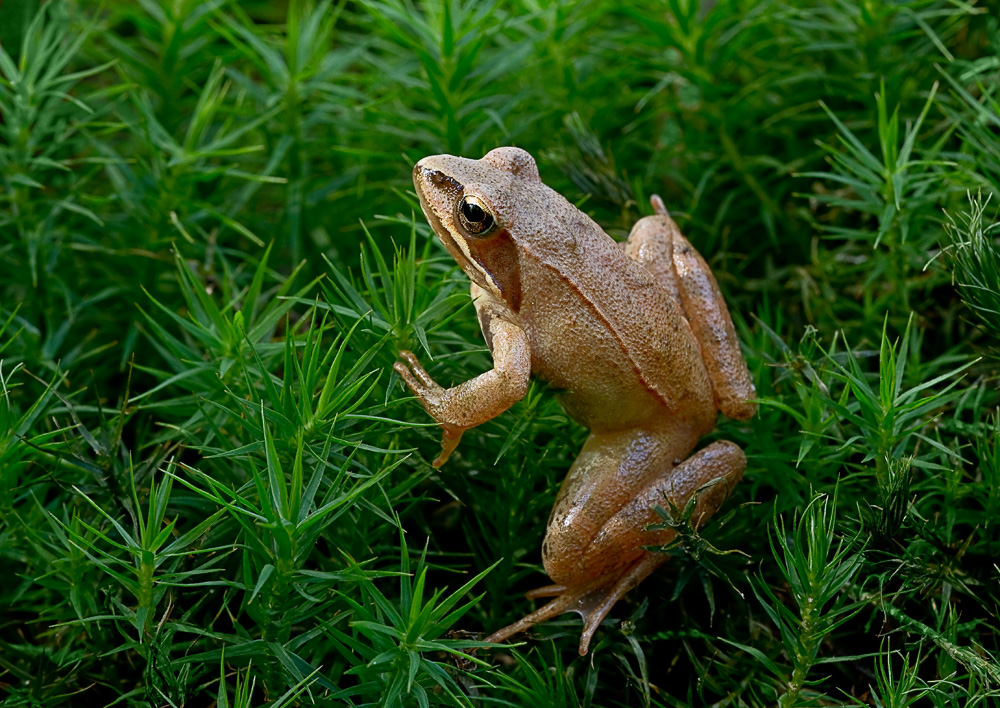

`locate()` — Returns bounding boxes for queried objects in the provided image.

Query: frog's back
[509,186,716,433]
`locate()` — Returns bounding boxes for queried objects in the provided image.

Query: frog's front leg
[394,295,530,468]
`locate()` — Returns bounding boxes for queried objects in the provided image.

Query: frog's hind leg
[623,201,682,304]
[626,197,757,421]
[484,440,746,656]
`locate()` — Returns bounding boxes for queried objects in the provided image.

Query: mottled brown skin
[394,147,756,655]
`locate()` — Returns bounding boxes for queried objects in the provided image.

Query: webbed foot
[484,555,665,655]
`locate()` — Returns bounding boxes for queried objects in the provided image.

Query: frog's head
[413,147,540,307]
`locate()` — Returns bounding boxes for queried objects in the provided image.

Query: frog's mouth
[413,166,489,291]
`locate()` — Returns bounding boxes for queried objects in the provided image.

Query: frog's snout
[414,164,463,193]
[412,160,436,182]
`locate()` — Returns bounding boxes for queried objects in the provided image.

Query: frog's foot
[484,556,666,656]
[394,350,466,467]
[486,440,747,656]
[394,315,531,468]
[394,350,444,402]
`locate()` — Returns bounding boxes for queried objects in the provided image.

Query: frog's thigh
[623,214,682,305]
[670,229,757,420]
[542,423,700,587]
[625,211,756,420]
[579,439,746,580]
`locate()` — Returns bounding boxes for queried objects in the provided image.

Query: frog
[394,147,757,656]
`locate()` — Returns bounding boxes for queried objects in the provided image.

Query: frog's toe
[524,583,567,600]
[397,350,437,388]
[395,364,442,409]
[574,555,664,654]
[482,591,581,652]
[432,426,464,468]
[393,360,416,387]
[485,556,664,656]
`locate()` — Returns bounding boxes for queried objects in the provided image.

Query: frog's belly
[521,292,677,432]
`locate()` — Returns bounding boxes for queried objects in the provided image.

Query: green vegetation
[2,0,999,705]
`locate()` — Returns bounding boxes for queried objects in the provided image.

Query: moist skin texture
[395,147,756,655]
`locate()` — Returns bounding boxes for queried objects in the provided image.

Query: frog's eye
[456,195,498,237]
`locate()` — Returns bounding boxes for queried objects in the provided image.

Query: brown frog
[395,147,756,655]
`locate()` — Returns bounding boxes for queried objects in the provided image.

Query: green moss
[2,0,999,705]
